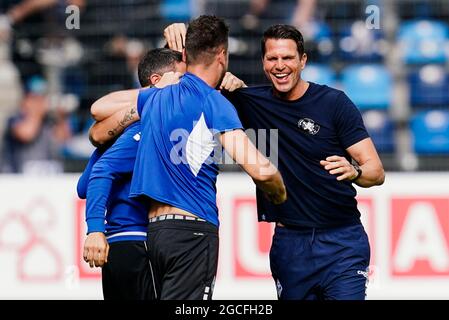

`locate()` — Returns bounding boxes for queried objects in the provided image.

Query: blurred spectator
[1,76,72,174]
[1,0,86,83]
[241,0,316,34]
[106,35,147,88]
[2,0,85,27]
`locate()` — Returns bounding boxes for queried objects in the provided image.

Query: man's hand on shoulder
[220,72,247,92]
[155,71,183,88]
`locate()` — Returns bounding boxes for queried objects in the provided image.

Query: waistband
[276,220,361,232]
[149,214,207,223]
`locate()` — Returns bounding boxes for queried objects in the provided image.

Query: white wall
[0,173,448,299]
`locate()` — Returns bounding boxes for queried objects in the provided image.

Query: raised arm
[89,72,183,146]
[219,129,287,204]
[90,89,140,122]
[89,106,138,147]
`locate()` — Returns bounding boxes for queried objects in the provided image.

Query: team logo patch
[298,118,320,135]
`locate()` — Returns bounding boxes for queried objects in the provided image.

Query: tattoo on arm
[107,107,137,137]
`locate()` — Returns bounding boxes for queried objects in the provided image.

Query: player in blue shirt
[77,48,186,300]
[164,22,385,300]
[88,15,287,300]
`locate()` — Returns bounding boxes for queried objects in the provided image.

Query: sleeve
[207,91,243,134]
[334,92,370,149]
[76,149,104,199]
[85,128,139,233]
[137,87,155,116]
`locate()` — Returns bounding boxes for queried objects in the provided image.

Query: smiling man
[221,24,385,300]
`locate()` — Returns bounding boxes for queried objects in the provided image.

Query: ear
[217,48,227,66]
[300,53,307,70]
[150,74,162,86]
[182,48,187,63]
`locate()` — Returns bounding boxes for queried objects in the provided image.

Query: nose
[275,59,285,71]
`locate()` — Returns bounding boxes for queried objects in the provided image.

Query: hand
[83,232,109,268]
[320,156,358,181]
[163,23,187,52]
[219,72,247,92]
[154,71,183,88]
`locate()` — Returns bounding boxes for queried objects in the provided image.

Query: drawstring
[311,228,316,244]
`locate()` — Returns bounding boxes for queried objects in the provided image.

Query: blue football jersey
[130,73,242,226]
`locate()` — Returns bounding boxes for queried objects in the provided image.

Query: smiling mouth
[272,73,290,82]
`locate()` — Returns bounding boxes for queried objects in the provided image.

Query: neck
[274,79,310,101]
[187,64,220,88]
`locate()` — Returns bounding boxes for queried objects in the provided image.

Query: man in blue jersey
[77,48,186,300]
[163,22,385,300]
[88,15,287,300]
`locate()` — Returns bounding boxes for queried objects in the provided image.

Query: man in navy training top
[77,48,186,300]
[163,22,385,300]
[87,15,287,300]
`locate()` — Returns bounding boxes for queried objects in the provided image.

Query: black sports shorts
[147,215,219,300]
[102,241,154,300]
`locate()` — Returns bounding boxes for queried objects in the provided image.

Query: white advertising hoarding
[0,173,448,299]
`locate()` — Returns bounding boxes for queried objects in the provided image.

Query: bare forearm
[220,129,286,203]
[89,107,138,147]
[90,89,139,121]
[354,161,385,188]
[254,170,286,198]
[8,0,56,24]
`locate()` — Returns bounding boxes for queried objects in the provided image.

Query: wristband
[351,164,362,182]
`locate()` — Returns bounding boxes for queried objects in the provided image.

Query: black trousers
[102,241,154,300]
[147,219,219,300]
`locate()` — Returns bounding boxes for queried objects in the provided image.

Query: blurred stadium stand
[1,0,449,173]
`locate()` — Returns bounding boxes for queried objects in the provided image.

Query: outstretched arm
[89,106,138,147]
[90,89,140,122]
[89,72,183,146]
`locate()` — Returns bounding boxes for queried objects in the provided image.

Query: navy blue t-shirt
[224,82,370,228]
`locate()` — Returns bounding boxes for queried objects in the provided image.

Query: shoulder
[308,82,356,112]
[309,82,344,100]
[206,89,234,106]
[235,85,272,97]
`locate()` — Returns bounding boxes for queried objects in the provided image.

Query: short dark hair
[261,24,305,57]
[185,15,229,65]
[138,48,182,87]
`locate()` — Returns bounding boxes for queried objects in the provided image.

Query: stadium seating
[160,0,192,21]
[338,20,385,61]
[341,64,392,110]
[409,64,449,107]
[301,64,336,87]
[398,20,449,64]
[304,21,334,60]
[362,110,395,153]
[411,110,449,154]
